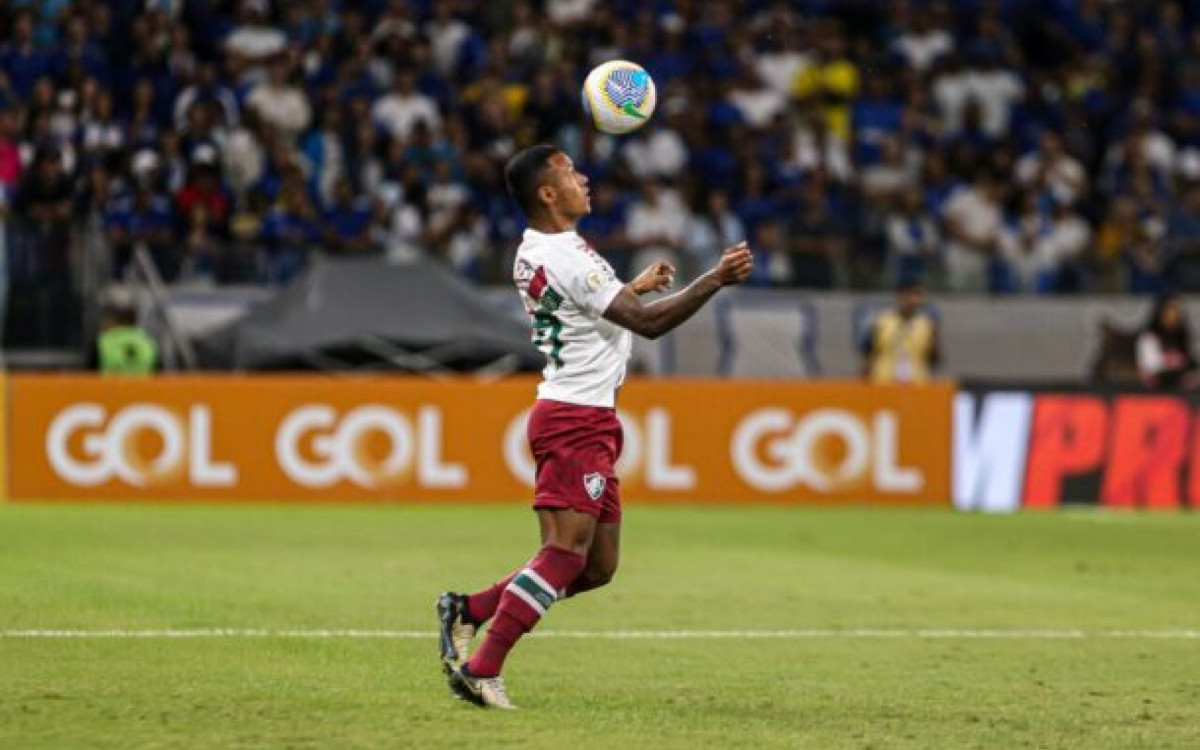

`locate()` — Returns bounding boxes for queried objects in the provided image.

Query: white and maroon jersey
[513,228,631,408]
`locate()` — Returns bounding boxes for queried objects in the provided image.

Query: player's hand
[713,242,753,286]
[631,261,676,295]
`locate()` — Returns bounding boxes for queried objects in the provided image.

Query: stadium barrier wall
[2,375,952,506]
[180,288,1200,381]
[955,387,1200,512]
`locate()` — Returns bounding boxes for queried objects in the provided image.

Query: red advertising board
[955,389,1200,511]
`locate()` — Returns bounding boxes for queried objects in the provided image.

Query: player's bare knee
[548,530,592,556]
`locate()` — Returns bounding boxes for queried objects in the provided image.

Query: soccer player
[437,145,753,709]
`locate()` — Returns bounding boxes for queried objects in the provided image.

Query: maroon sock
[466,545,587,677]
[465,570,520,625]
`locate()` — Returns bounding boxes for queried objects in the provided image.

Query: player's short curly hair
[504,144,561,217]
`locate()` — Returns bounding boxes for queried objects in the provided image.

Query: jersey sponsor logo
[586,269,605,292]
[583,472,606,500]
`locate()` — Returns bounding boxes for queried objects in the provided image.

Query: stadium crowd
[2,0,1200,308]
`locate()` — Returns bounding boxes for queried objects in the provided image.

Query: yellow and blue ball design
[582,60,657,135]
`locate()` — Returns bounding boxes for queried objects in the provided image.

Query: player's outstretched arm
[602,242,753,340]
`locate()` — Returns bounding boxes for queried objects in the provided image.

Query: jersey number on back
[532,311,564,368]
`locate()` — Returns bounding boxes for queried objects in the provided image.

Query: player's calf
[563,567,616,598]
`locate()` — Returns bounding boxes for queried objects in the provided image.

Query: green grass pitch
[2,503,1199,749]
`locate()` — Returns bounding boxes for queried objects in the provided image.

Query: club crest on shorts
[583,472,606,501]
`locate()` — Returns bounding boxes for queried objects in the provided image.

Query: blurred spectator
[792,24,858,143]
[302,107,345,207]
[441,204,489,281]
[966,50,1024,141]
[932,53,970,136]
[246,57,311,141]
[105,182,176,281]
[322,177,376,256]
[522,70,575,143]
[997,192,1055,294]
[15,147,72,258]
[622,119,688,182]
[1126,230,1168,295]
[754,24,808,97]
[1014,131,1087,207]
[1166,182,1200,257]
[627,178,687,280]
[261,171,320,284]
[1,10,47,99]
[886,186,939,286]
[1137,294,1198,389]
[1043,199,1091,293]
[345,117,386,196]
[1094,196,1140,293]
[578,181,630,276]
[382,182,427,264]
[851,74,903,166]
[547,0,598,28]
[0,110,20,189]
[180,203,222,284]
[52,15,109,91]
[735,164,781,236]
[729,64,785,130]
[789,103,853,184]
[173,62,240,132]
[78,87,125,163]
[224,0,287,65]
[126,78,163,150]
[175,146,231,236]
[372,68,441,141]
[425,2,473,78]
[892,7,954,74]
[863,280,940,383]
[757,219,791,287]
[942,169,1003,292]
[224,109,267,199]
[860,137,914,203]
[784,180,846,289]
[425,159,470,236]
[684,190,745,280]
[1102,107,1174,196]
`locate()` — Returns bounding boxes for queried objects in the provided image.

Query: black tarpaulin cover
[195,258,541,372]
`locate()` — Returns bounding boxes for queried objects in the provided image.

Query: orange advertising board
[6,376,952,505]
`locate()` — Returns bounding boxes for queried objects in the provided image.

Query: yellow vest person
[90,304,160,375]
[864,282,940,383]
[97,326,159,375]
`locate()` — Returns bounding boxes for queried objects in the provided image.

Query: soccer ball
[581,60,657,135]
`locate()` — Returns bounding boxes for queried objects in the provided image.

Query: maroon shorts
[528,399,623,524]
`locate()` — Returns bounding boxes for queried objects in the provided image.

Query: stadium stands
[2,0,1199,349]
